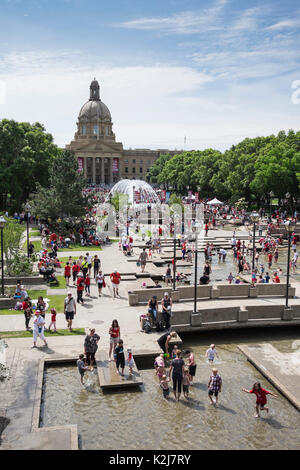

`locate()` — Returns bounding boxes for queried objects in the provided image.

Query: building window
[81,125,86,136]
[105,126,109,136]
[132,159,136,163]
[125,167,128,173]
[132,167,136,174]
[93,125,98,135]
[140,167,143,173]
[124,159,128,163]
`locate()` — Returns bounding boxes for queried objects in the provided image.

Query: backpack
[143,320,152,333]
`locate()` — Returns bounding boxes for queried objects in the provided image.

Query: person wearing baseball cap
[32,310,48,348]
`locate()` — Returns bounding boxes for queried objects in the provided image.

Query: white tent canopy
[207,198,224,205]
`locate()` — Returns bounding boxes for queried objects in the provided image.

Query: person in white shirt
[86,253,92,276]
[206,344,219,365]
[32,311,48,348]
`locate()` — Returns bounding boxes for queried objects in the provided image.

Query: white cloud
[266,18,300,31]
[117,0,228,34]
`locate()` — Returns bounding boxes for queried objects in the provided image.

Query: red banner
[188,191,192,199]
[161,190,166,201]
[112,158,119,173]
[134,191,140,203]
[78,157,84,172]
[195,192,199,202]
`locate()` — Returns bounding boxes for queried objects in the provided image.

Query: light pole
[25,202,31,258]
[0,216,6,296]
[285,220,296,308]
[193,234,198,314]
[173,235,176,291]
[250,211,260,270]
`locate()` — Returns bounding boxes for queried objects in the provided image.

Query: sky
[0,0,300,151]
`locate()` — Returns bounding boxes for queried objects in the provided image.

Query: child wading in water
[114,339,125,376]
[77,354,92,385]
[182,368,190,399]
[208,368,222,406]
[159,374,171,399]
[206,344,219,365]
[241,382,277,418]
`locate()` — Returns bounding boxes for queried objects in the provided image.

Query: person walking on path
[32,311,48,348]
[208,368,222,406]
[64,292,77,331]
[241,382,277,418]
[64,262,71,287]
[157,331,177,354]
[48,308,57,332]
[139,248,148,273]
[169,349,185,401]
[84,328,100,366]
[161,292,172,330]
[110,270,121,298]
[96,270,105,297]
[109,319,121,361]
[76,272,85,304]
[93,255,101,279]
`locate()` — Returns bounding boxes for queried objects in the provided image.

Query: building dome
[78,78,111,122]
[78,100,111,122]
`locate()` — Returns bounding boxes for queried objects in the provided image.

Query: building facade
[66,79,181,185]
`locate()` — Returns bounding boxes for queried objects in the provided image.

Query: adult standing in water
[84,328,100,366]
[108,319,121,361]
[157,331,177,354]
[169,349,185,401]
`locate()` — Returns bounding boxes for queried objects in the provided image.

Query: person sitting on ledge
[199,274,210,285]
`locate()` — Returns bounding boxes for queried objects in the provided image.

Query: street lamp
[250,211,260,270]
[285,220,296,308]
[0,216,6,296]
[193,233,198,314]
[173,235,177,291]
[25,202,31,258]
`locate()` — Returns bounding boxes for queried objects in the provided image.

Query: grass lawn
[30,230,41,237]
[0,289,67,314]
[23,240,42,252]
[58,244,102,252]
[0,328,85,339]
[48,275,67,290]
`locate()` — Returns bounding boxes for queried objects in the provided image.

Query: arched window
[81,125,86,136]
[105,126,109,136]
[93,125,98,135]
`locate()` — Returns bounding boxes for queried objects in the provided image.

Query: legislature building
[66,79,181,184]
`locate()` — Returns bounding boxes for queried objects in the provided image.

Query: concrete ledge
[238,306,248,322]
[211,287,220,299]
[282,307,294,321]
[249,287,258,298]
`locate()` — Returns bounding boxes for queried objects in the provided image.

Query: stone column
[93,157,96,184]
[101,158,105,184]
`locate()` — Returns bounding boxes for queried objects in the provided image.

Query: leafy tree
[29,150,90,224]
[0,119,59,211]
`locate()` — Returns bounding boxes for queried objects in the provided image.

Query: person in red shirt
[64,262,71,286]
[110,270,121,298]
[49,232,57,242]
[76,273,85,304]
[48,308,57,333]
[268,252,273,268]
[85,274,91,297]
[273,272,280,283]
[242,382,277,418]
[72,262,80,286]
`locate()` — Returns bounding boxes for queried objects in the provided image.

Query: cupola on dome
[78,79,111,122]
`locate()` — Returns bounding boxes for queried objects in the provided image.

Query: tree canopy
[148,130,300,205]
[29,150,90,223]
[0,119,60,211]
